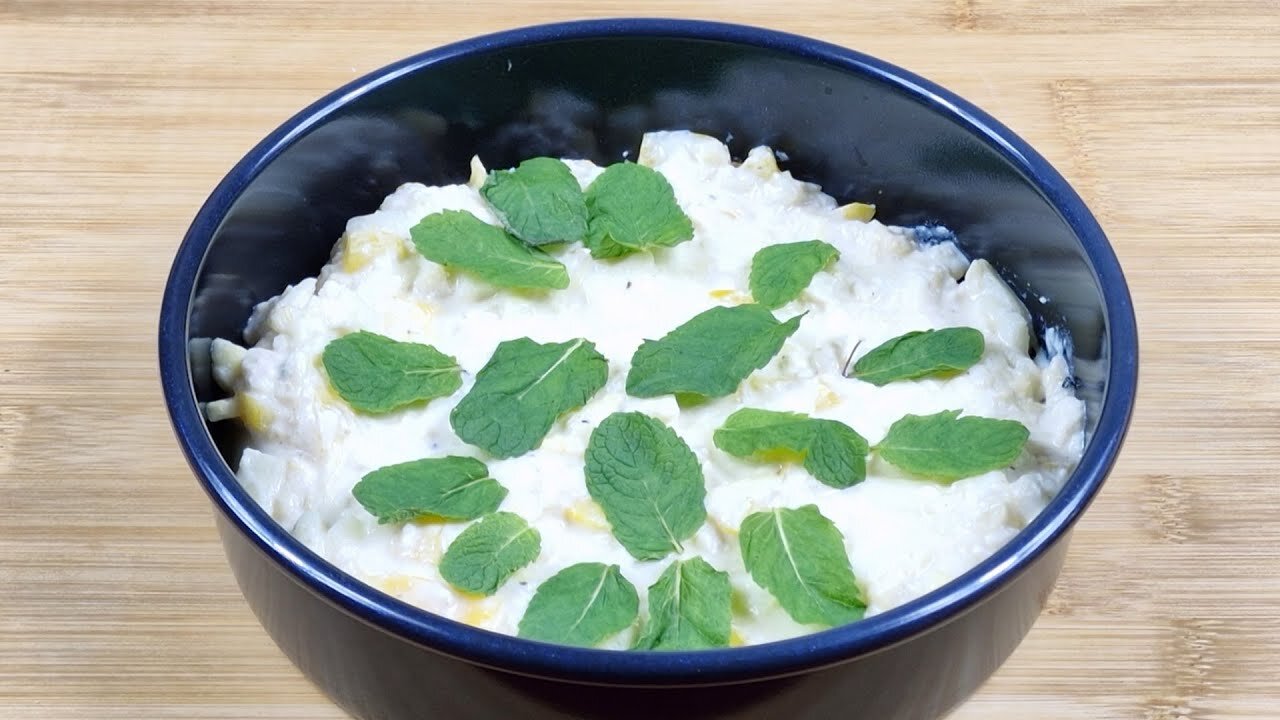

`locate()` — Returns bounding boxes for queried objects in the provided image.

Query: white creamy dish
[207,131,1084,649]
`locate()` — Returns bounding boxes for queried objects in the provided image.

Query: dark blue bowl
[159,19,1137,720]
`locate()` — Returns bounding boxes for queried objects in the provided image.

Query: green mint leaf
[739,505,866,627]
[450,338,608,458]
[410,209,569,290]
[517,562,639,647]
[584,412,707,561]
[874,409,1030,482]
[352,456,506,524]
[632,557,731,650]
[583,162,694,259]
[480,157,588,247]
[804,420,870,489]
[439,512,541,596]
[626,304,803,399]
[713,408,869,489]
[851,327,985,386]
[321,331,462,414]
[748,240,840,309]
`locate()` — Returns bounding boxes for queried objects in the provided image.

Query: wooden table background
[3,1,1278,717]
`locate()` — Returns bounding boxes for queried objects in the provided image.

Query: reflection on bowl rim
[158,17,1137,687]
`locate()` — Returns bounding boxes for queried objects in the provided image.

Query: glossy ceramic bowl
[159,19,1137,720]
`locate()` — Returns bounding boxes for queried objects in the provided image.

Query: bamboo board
[3,1,1279,717]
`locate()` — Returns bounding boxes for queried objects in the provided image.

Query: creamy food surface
[208,131,1084,647]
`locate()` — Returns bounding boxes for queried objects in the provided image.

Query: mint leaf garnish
[410,209,569,289]
[584,412,707,561]
[583,162,694,259]
[632,557,731,650]
[321,331,461,414]
[517,562,639,647]
[481,157,588,247]
[739,505,865,627]
[439,512,541,596]
[850,327,985,386]
[626,304,802,399]
[352,456,506,524]
[450,338,608,458]
[874,410,1030,482]
[713,408,869,489]
[748,240,840,309]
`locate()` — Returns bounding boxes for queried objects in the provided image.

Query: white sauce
[208,131,1085,647]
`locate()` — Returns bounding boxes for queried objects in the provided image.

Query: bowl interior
[188,30,1111,420]
[168,20,1134,682]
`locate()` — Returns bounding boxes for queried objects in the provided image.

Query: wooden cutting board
[3,1,1278,717]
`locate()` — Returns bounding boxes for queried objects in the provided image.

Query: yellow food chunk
[393,301,435,334]
[741,148,779,178]
[709,515,738,539]
[341,231,403,272]
[209,338,246,391]
[840,202,877,222]
[816,385,841,410]
[563,499,610,531]
[468,155,487,189]
[377,575,414,595]
[239,394,273,432]
[710,288,753,301]
[204,398,239,422]
[729,629,745,647]
[636,135,660,167]
[460,598,496,627]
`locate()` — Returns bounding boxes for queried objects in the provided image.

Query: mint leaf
[352,456,506,524]
[875,409,1030,482]
[632,557,731,650]
[450,338,608,458]
[739,505,865,627]
[583,162,694,259]
[517,562,639,647]
[321,331,462,414]
[439,512,541,596]
[481,157,588,247]
[851,327,985,386]
[713,408,868,489]
[804,421,870,489]
[748,240,840,309]
[626,304,803,399]
[584,412,707,560]
[410,210,569,290]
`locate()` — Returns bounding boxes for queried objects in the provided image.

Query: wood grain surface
[2,1,1278,717]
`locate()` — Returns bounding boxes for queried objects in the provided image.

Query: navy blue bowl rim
[159,17,1138,687]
